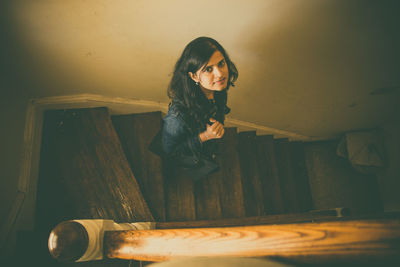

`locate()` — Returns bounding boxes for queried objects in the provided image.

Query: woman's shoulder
[163,103,189,136]
[164,100,196,132]
[167,100,190,117]
[164,101,185,122]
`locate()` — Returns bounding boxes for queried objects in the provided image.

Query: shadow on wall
[0,1,90,99]
[0,0,174,101]
[234,0,400,137]
[0,1,127,99]
[0,1,33,232]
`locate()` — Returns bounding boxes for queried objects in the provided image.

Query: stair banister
[49,218,400,264]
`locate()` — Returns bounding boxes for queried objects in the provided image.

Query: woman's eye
[219,60,226,67]
[205,67,213,73]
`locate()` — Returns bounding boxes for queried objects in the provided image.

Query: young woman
[152,37,238,180]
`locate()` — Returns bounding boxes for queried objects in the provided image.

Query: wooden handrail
[48,209,348,262]
[104,219,400,264]
[48,215,400,264]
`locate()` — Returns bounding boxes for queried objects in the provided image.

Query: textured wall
[377,121,400,212]
[304,140,383,215]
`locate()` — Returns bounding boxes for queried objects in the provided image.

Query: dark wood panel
[215,127,245,218]
[39,108,154,223]
[237,131,265,216]
[290,141,314,212]
[275,138,299,213]
[256,135,284,214]
[35,118,77,232]
[194,171,223,220]
[112,112,166,222]
[195,128,245,220]
[33,107,150,266]
[164,166,196,221]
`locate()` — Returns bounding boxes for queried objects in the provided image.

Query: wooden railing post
[48,219,154,262]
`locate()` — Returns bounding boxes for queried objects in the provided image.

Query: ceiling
[1,0,399,138]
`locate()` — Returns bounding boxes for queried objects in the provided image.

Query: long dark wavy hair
[167,37,238,133]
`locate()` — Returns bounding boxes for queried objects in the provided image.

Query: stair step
[195,171,223,220]
[195,127,245,219]
[256,135,285,214]
[290,141,314,212]
[215,127,246,218]
[164,168,197,221]
[112,111,166,222]
[237,131,265,216]
[274,138,300,213]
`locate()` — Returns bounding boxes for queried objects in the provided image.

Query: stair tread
[112,111,166,222]
[215,128,246,218]
[256,135,285,214]
[238,131,257,137]
[195,127,245,220]
[195,172,223,220]
[290,141,314,212]
[165,170,197,221]
[274,138,299,213]
[238,132,265,216]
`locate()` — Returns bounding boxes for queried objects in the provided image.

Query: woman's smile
[215,77,226,85]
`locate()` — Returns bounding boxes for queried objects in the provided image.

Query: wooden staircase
[15,106,392,266]
[111,110,314,222]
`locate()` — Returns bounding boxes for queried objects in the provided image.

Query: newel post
[48,219,154,262]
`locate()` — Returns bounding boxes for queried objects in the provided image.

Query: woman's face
[189,50,229,92]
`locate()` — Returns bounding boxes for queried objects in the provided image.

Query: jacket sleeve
[162,113,202,157]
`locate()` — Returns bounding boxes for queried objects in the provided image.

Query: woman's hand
[199,118,225,142]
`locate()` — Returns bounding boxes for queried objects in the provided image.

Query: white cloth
[337,129,385,174]
[73,219,155,262]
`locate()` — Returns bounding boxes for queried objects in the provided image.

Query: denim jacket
[149,100,229,180]
[162,103,203,160]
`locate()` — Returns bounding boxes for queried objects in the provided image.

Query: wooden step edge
[111,110,163,118]
[274,137,289,143]
[155,208,375,229]
[255,135,274,146]
[155,210,400,230]
[224,127,238,133]
[237,131,256,137]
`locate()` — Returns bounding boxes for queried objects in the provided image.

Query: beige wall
[1,0,398,137]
